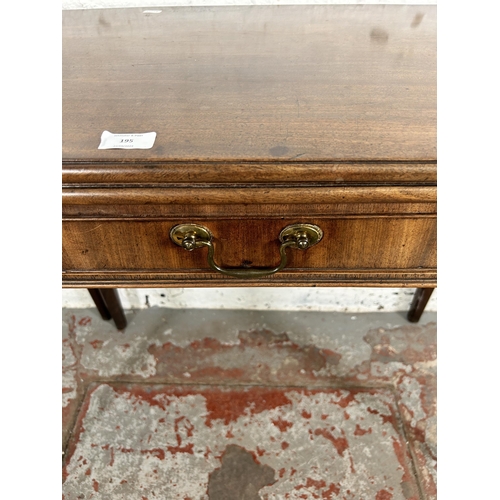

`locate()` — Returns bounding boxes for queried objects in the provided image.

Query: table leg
[87,288,127,330]
[87,287,432,327]
[88,289,112,320]
[407,288,434,323]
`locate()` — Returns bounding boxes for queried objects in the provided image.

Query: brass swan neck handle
[169,223,323,279]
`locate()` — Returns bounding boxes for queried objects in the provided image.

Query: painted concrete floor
[62,308,436,500]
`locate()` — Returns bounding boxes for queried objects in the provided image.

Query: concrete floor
[62,307,436,500]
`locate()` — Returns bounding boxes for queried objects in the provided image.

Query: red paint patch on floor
[354,424,372,436]
[147,329,340,382]
[294,477,330,497]
[204,388,293,426]
[306,478,326,489]
[167,443,194,455]
[272,417,293,432]
[92,479,99,492]
[118,386,171,411]
[319,348,342,364]
[67,315,76,336]
[364,324,437,366]
[141,448,166,460]
[323,483,340,497]
[118,447,134,453]
[189,338,222,350]
[336,392,358,408]
[376,489,393,500]
[408,421,426,443]
[313,428,349,457]
[63,383,425,499]
[175,416,194,437]
[78,317,92,326]
[367,406,398,430]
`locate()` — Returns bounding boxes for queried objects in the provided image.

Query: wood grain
[63,5,436,163]
[63,186,436,205]
[62,5,437,291]
[62,161,436,186]
[62,202,437,219]
[63,270,437,289]
[62,217,436,271]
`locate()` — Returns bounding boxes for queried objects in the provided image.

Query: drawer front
[62,217,436,287]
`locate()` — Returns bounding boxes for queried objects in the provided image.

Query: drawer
[62,217,436,287]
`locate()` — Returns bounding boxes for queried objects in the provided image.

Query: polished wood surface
[63,5,436,164]
[63,202,437,218]
[67,272,436,289]
[63,162,436,186]
[63,216,436,288]
[63,217,436,270]
[63,186,436,205]
[62,6,436,294]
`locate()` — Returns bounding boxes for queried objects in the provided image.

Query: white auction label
[98,131,157,149]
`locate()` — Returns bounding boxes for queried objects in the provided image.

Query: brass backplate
[279,223,323,247]
[170,224,212,248]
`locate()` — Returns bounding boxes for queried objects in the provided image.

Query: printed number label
[98,131,156,149]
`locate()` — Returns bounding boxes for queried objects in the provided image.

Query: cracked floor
[62,307,436,500]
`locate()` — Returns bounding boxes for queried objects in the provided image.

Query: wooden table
[62,5,436,329]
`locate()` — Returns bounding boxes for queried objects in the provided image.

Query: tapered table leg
[407,288,434,323]
[88,289,112,320]
[87,288,127,330]
[99,289,127,330]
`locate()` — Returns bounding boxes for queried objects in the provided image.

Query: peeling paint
[62,308,436,500]
[63,384,421,499]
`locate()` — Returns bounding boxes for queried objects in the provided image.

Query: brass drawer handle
[170,223,323,278]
